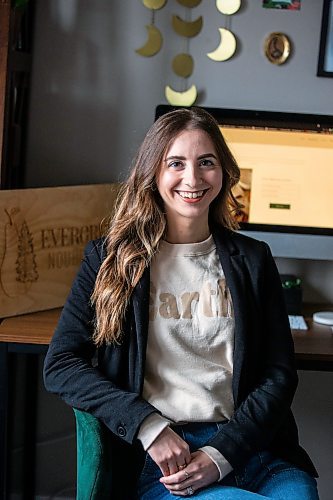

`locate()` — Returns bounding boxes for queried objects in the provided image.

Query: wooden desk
[1,307,332,363]
[294,305,333,371]
[0,307,333,498]
[0,308,60,345]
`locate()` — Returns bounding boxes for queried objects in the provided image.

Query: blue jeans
[137,422,319,499]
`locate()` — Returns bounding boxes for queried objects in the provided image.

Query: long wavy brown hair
[91,107,241,345]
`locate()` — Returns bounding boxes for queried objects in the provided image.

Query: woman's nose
[184,165,201,187]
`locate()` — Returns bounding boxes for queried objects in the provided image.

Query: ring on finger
[186,486,194,495]
[184,469,190,478]
[178,463,186,470]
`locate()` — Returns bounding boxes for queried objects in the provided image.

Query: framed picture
[317,0,333,77]
[264,32,291,65]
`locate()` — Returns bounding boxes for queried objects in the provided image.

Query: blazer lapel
[131,266,150,393]
[213,228,249,407]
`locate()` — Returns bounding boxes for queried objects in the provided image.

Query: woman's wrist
[199,445,233,481]
[137,413,170,450]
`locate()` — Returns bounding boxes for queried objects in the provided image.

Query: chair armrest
[73,408,113,499]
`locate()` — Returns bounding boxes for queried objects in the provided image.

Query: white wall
[22,1,333,499]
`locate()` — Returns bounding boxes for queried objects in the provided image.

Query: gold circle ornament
[143,0,167,9]
[216,0,241,15]
[172,54,194,77]
[264,32,291,65]
[207,28,237,61]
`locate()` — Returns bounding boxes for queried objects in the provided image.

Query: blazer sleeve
[205,241,298,469]
[43,240,157,445]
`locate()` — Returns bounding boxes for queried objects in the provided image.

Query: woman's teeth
[178,190,205,199]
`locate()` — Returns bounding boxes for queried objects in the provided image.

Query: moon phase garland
[164,1,203,106]
[135,0,242,103]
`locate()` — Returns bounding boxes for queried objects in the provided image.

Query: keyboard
[288,315,308,331]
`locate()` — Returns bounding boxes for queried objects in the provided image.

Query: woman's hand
[147,426,191,477]
[159,450,219,496]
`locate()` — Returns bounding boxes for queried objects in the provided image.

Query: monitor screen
[155,105,333,259]
[222,124,333,234]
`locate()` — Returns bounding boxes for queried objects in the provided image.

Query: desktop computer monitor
[155,105,333,260]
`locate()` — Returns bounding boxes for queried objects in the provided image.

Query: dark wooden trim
[0,0,36,189]
[317,0,333,77]
[0,1,11,187]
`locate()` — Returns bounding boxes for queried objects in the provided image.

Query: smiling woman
[156,129,223,243]
[44,107,319,499]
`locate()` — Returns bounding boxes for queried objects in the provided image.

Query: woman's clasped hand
[148,426,219,496]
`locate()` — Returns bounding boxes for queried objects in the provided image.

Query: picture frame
[317,0,333,77]
[264,32,291,65]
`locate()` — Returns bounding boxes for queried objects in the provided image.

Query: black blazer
[44,226,317,496]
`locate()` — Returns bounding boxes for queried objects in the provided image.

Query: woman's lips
[175,189,209,202]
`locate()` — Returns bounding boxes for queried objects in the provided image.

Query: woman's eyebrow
[164,153,217,162]
[197,153,217,159]
[164,155,186,161]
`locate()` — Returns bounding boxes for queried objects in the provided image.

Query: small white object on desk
[313,311,333,326]
[288,315,308,331]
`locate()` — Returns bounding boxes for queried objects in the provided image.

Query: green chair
[73,408,113,499]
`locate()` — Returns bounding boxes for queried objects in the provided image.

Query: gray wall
[26,0,333,188]
[22,1,333,498]
[25,0,333,305]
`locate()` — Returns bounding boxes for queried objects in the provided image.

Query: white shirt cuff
[137,413,170,450]
[199,446,233,481]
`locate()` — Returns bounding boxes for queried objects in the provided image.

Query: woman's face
[156,129,223,231]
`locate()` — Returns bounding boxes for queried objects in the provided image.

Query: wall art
[262,0,301,10]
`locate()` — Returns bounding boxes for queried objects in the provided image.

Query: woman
[44,107,318,499]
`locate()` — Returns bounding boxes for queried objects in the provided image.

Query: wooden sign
[0,184,120,318]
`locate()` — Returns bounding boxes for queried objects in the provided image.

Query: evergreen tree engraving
[16,221,39,283]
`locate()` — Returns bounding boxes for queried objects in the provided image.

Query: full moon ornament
[216,0,241,15]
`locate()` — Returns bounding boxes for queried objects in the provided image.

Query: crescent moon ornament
[172,53,194,77]
[207,28,236,61]
[172,15,203,38]
[176,0,202,7]
[216,0,241,15]
[165,84,197,106]
[135,24,163,57]
[143,0,167,9]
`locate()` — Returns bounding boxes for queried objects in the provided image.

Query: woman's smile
[175,188,210,201]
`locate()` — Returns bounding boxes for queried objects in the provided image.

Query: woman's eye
[199,159,214,167]
[168,161,183,169]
